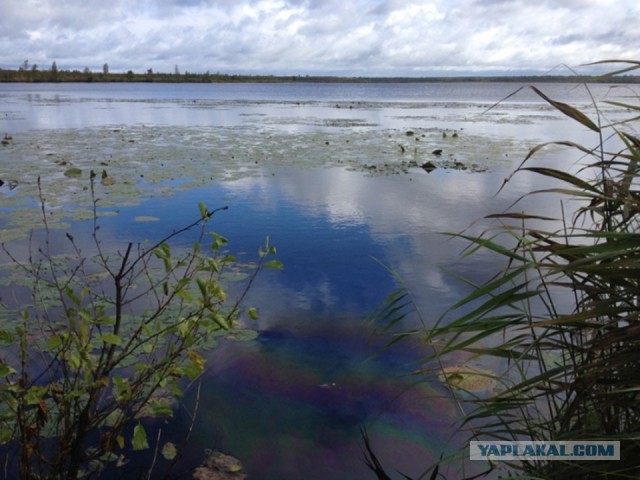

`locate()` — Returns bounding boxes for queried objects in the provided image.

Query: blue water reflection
[79,165,503,478]
[93,163,518,318]
[66,164,524,479]
[1,81,627,478]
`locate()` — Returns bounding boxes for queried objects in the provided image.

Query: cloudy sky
[2,0,639,77]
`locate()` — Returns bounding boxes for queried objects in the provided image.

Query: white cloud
[1,0,639,75]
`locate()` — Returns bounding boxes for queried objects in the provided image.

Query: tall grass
[371,60,640,479]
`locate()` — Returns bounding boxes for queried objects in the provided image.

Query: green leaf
[132,424,149,450]
[443,232,529,263]
[184,351,205,380]
[99,333,122,346]
[25,386,47,405]
[209,232,228,250]
[0,330,13,345]
[103,408,123,427]
[148,398,175,417]
[530,85,600,132]
[153,243,171,264]
[263,260,284,270]
[198,202,208,219]
[247,307,259,321]
[113,376,131,402]
[64,286,82,306]
[67,352,83,370]
[209,312,231,330]
[0,362,15,378]
[46,334,65,351]
[161,442,177,460]
[521,167,601,193]
[196,277,208,298]
[0,425,13,444]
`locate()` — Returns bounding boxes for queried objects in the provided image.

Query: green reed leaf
[530,85,600,132]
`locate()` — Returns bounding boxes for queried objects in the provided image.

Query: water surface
[0,81,629,479]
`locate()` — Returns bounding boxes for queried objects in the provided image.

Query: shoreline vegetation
[368,60,640,478]
[1,67,639,84]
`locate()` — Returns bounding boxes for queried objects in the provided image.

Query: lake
[0,81,627,479]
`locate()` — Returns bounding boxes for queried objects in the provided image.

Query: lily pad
[0,120,530,242]
[227,329,259,342]
[134,216,160,222]
[194,450,246,480]
[439,365,497,394]
[63,167,82,178]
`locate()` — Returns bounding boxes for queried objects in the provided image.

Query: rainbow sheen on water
[185,323,461,480]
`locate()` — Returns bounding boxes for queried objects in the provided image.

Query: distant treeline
[1,67,638,84]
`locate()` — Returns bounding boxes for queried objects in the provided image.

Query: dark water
[89,170,499,479]
[0,82,629,479]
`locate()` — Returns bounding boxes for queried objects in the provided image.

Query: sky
[2,0,639,77]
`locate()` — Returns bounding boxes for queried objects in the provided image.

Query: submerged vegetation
[370,60,640,478]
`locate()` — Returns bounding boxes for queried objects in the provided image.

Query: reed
[370,60,640,479]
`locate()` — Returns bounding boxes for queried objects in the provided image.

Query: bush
[0,179,281,479]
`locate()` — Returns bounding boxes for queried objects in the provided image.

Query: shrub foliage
[0,181,281,479]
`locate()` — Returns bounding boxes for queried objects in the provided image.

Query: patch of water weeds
[393,111,561,126]
[257,116,378,129]
[0,124,524,241]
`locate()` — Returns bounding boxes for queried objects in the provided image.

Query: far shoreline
[1,68,638,84]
